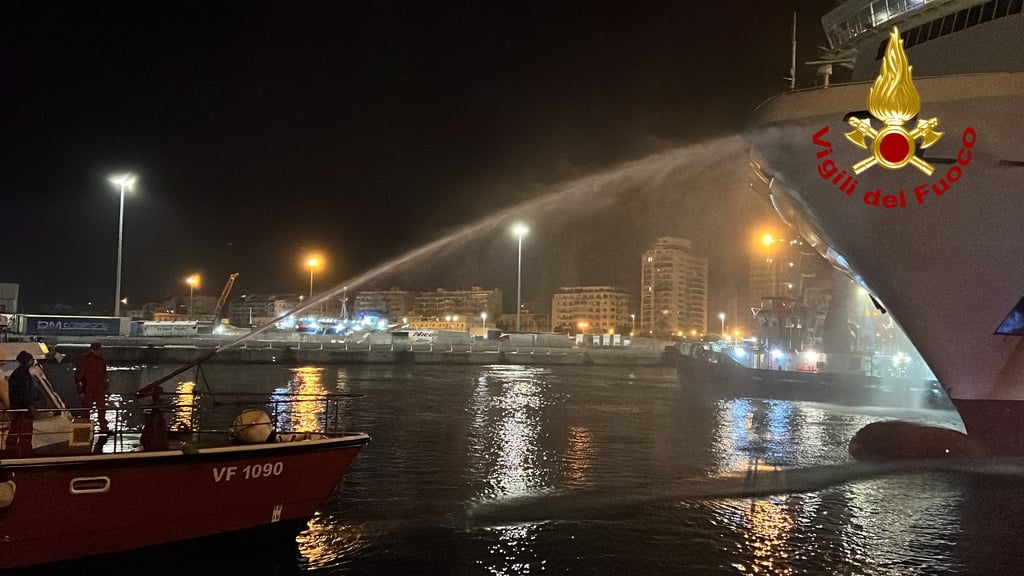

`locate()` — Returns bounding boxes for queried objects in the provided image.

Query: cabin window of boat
[1010,0,1024,16]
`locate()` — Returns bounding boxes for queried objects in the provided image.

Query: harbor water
[34,362,1024,575]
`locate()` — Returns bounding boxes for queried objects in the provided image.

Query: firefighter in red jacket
[76,342,110,432]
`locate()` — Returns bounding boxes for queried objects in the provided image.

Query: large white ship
[747,0,1024,455]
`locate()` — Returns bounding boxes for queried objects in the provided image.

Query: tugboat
[0,341,370,569]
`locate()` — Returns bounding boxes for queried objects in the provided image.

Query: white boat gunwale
[0,432,371,468]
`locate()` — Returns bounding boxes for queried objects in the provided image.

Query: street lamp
[512,223,528,331]
[630,313,636,336]
[719,312,726,337]
[307,257,319,298]
[186,275,199,320]
[108,173,137,316]
[481,312,488,328]
[762,233,777,296]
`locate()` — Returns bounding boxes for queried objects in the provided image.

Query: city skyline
[5,225,796,329]
[3,2,830,315]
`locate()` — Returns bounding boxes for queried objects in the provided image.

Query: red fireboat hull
[0,434,369,569]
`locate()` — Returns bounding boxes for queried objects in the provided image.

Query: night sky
[2,1,832,317]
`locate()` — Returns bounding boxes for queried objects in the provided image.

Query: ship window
[916,22,931,43]
[909,24,925,46]
[995,296,1024,336]
[953,9,969,31]
[1010,0,1024,15]
[966,4,983,27]
[940,13,957,36]
[995,0,1011,16]
[900,28,914,49]
[914,21,929,46]
[981,0,997,22]
[928,17,944,40]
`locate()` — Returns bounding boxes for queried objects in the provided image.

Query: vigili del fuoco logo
[812,26,976,209]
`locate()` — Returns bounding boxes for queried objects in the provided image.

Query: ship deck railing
[822,0,964,49]
[0,392,362,456]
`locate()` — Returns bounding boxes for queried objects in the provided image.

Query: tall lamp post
[307,257,319,299]
[512,223,528,331]
[719,312,726,338]
[186,275,199,320]
[108,173,137,317]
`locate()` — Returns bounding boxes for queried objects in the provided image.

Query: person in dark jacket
[76,343,110,432]
[5,350,38,457]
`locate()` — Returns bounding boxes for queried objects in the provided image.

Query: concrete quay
[49,337,670,367]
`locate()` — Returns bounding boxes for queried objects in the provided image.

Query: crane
[211,273,239,324]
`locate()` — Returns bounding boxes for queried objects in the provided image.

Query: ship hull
[0,434,369,569]
[747,72,1024,454]
[665,346,949,410]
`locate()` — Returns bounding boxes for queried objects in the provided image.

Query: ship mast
[787,11,797,91]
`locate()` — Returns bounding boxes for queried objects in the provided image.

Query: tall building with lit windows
[551,286,634,335]
[639,237,707,338]
[355,286,502,324]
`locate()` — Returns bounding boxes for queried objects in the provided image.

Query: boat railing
[822,0,962,49]
[0,392,362,457]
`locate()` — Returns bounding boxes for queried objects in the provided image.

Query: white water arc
[217,135,755,353]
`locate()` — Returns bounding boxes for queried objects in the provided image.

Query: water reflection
[469,366,552,499]
[297,513,373,570]
[467,365,555,575]
[565,426,594,488]
[836,477,962,574]
[168,379,196,431]
[274,367,328,432]
[699,397,971,574]
[705,399,810,574]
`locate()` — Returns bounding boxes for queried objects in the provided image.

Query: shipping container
[11,314,129,337]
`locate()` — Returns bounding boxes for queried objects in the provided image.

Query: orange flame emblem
[845,27,943,175]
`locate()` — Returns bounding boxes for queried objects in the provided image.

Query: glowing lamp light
[108,172,138,317]
[512,223,529,331]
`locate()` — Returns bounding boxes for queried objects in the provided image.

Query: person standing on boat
[76,343,110,432]
[4,350,39,457]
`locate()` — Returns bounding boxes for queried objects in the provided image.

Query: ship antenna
[786,11,798,91]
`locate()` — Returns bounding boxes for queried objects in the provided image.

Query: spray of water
[217,134,761,353]
[464,457,1024,529]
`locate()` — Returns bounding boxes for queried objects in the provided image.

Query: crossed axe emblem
[845,116,943,176]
